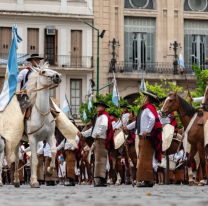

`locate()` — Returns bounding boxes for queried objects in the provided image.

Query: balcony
[109,61,195,75]
[0,53,93,70]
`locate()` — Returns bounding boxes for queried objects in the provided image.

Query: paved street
[1,184,208,206]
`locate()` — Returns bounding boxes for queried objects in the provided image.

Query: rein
[27,103,51,135]
[161,94,187,118]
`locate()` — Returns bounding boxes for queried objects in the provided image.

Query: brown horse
[80,120,94,185]
[160,91,207,185]
[109,113,137,185]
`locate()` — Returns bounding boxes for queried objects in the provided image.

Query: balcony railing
[0,53,93,69]
[109,61,195,75]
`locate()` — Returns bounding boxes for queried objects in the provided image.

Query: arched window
[125,0,155,10]
[184,0,208,12]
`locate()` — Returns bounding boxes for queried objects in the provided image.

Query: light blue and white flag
[112,82,119,107]
[62,95,70,113]
[178,50,185,68]
[83,109,87,121]
[88,98,92,111]
[140,77,146,92]
[0,24,22,111]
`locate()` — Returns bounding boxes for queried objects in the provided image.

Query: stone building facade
[0,0,93,124]
[93,0,207,103]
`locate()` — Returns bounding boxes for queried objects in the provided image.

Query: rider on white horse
[18,54,43,89]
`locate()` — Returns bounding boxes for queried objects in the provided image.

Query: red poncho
[98,111,115,160]
[142,103,162,162]
[170,112,178,132]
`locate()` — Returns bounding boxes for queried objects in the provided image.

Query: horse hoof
[198,180,205,186]
[46,167,53,177]
[30,182,40,188]
[14,182,20,188]
[189,181,194,186]
[115,183,120,186]
[0,182,3,187]
[86,182,92,185]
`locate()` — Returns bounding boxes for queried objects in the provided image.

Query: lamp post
[82,21,105,94]
[169,41,182,75]
[108,38,120,72]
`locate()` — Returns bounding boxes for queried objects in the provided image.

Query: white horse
[0,63,62,188]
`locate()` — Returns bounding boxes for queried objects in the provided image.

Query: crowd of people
[3,89,207,188]
[2,53,208,188]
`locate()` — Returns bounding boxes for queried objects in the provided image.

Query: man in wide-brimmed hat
[18,54,44,89]
[114,103,131,130]
[109,112,118,129]
[133,91,162,187]
[80,101,114,187]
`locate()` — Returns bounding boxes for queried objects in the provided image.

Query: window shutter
[124,31,133,62]
[55,29,58,66]
[44,28,46,62]
[184,34,192,67]
[146,32,155,63]
[205,35,208,69]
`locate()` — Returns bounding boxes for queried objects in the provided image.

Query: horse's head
[39,68,62,87]
[160,91,179,118]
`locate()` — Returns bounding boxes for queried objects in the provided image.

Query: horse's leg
[187,145,197,186]
[14,143,20,187]
[0,136,5,186]
[197,143,207,186]
[47,136,57,175]
[29,137,39,188]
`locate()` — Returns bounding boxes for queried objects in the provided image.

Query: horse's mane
[26,71,38,106]
[177,95,197,117]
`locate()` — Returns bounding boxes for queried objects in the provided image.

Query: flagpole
[65,94,75,122]
[113,73,135,187]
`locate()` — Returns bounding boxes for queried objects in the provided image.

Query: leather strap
[27,103,51,135]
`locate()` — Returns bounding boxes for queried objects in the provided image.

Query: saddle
[16,93,60,120]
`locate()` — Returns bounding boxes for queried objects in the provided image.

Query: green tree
[79,93,128,123]
[134,79,183,128]
[190,63,208,108]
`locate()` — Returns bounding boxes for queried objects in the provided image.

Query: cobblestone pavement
[1,184,208,206]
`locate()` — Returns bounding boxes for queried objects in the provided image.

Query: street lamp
[108,38,120,72]
[169,41,182,75]
[82,20,106,94]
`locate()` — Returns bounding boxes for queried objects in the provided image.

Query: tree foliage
[190,63,208,108]
[79,93,128,123]
[79,79,184,128]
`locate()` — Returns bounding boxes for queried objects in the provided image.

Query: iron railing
[0,53,93,69]
[109,61,195,75]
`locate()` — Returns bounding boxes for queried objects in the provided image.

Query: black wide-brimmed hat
[121,103,131,109]
[93,101,110,108]
[159,96,167,102]
[109,112,118,118]
[142,91,160,103]
[27,54,44,61]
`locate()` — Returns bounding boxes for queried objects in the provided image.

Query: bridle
[160,94,177,118]
[161,94,189,118]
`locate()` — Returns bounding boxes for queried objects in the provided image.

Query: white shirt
[82,114,108,139]
[193,97,204,103]
[57,135,80,151]
[19,145,25,161]
[2,157,7,168]
[157,111,170,125]
[169,150,185,162]
[37,139,57,157]
[58,162,66,178]
[18,68,30,85]
[115,113,130,129]
[111,120,117,129]
[126,108,155,135]
[24,141,44,153]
